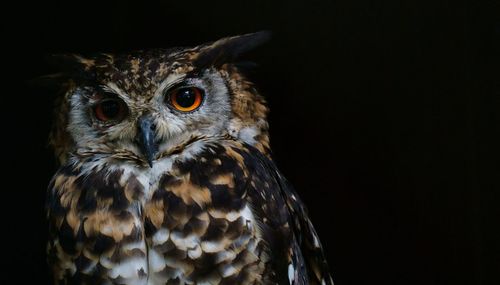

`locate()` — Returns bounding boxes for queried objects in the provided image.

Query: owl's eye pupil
[169,87,204,112]
[94,98,127,122]
[101,101,120,117]
[176,89,196,108]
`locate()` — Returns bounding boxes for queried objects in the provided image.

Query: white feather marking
[240,205,256,225]
[147,157,174,191]
[187,244,202,259]
[225,211,241,222]
[201,240,225,253]
[148,249,166,272]
[220,263,238,278]
[230,234,251,249]
[238,126,259,145]
[123,241,146,251]
[121,164,149,190]
[170,232,199,251]
[288,263,295,285]
[108,257,147,279]
[179,140,206,160]
[313,233,321,248]
[100,256,115,270]
[152,228,170,245]
[215,250,236,263]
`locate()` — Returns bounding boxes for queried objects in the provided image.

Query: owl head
[49,32,271,167]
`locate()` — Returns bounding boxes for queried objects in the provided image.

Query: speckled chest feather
[48,141,275,285]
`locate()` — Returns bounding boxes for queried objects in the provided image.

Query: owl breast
[47,140,271,285]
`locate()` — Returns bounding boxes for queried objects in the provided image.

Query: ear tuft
[27,54,87,88]
[46,53,95,71]
[38,53,97,85]
[194,31,271,68]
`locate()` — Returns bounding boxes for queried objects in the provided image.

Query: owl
[46,32,333,285]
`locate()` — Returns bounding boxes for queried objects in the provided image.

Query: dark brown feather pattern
[46,32,333,285]
[47,140,333,284]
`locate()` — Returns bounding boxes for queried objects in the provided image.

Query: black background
[1,0,498,284]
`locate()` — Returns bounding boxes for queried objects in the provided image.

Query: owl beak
[137,116,158,167]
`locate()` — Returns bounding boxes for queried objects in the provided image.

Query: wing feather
[244,146,334,284]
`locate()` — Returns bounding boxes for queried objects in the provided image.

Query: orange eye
[93,98,128,122]
[169,87,203,112]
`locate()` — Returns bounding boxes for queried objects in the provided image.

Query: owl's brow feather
[160,69,206,92]
[76,85,116,101]
[164,75,187,89]
[100,84,119,94]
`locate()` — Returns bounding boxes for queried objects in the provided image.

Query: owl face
[68,66,232,165]
[51,32,271,166]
